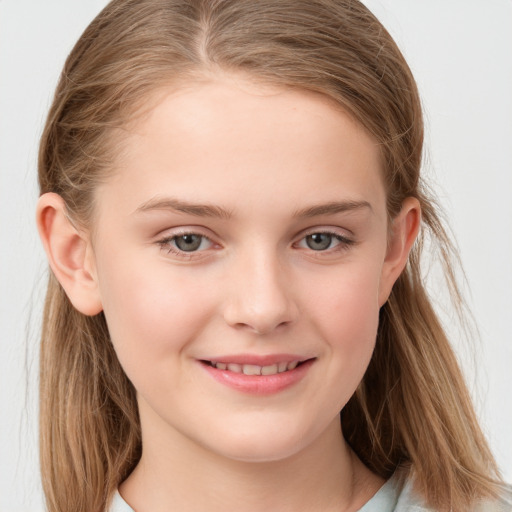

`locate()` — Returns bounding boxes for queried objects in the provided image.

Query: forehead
[98,77,386,219]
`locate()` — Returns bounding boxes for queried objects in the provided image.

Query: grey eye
[174,234,204,251]
[305,233,333,251]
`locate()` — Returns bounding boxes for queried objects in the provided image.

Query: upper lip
[199,353,314,366]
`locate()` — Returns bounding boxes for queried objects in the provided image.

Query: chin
[215,440,306,464]
[198,421,321,464]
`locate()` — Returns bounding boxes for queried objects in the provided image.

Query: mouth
[201,359,308,376]
[198,354,315,394]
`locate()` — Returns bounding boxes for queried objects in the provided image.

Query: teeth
[261,364,278,375]
[243,364,261,376]
[212,361,301,375]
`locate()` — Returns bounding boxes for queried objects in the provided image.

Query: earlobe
[36,193,103,316]
[378,197,421,306]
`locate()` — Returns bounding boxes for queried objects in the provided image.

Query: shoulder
[393,477,434,511]
[108,491,135,512]
[366,471,512,512]
[358,471,433,512]
[395,477,512,512]
[472,485,512,512]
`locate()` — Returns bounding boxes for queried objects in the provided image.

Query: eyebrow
[135,196,372,219]
[134,196,232,219]
[293,200,372,218]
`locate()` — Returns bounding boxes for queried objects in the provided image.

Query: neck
[120,411,383,512]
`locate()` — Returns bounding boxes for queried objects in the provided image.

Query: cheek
[303,264,381,390]
[95,253,215,370]
[309,263,381,341]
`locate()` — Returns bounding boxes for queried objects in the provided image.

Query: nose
[222,249,299,335]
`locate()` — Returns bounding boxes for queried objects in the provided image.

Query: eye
[305,233,335,251]
[296,231,354,252]
[173,234,208,252]
[158,233,213,254]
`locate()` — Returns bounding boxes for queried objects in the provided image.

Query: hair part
[38,1,504,511]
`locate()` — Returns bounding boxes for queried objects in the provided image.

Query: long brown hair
[38,1,504,511]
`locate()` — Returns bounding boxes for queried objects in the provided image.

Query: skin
[37,76,420,511]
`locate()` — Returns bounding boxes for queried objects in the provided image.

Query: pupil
[306,233,332,251]
[175,234,202,251]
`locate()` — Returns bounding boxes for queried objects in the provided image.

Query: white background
[1,1,511,510]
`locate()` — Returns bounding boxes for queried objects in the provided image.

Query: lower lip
[201,360,314,395]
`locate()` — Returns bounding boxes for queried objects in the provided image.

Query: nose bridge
[223,241,297,334]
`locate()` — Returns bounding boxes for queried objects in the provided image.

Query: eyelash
[156,229,355,258]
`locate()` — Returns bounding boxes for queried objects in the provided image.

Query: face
[89,77,400,463]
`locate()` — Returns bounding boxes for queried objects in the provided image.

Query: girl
[35,1,510,511]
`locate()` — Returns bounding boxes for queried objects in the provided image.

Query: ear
[36,193,103,316]
[378,197,421,306]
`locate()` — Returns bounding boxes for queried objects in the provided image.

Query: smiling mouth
[202,360,310,376]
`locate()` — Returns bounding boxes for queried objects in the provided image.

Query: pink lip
[199,355,315,395]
